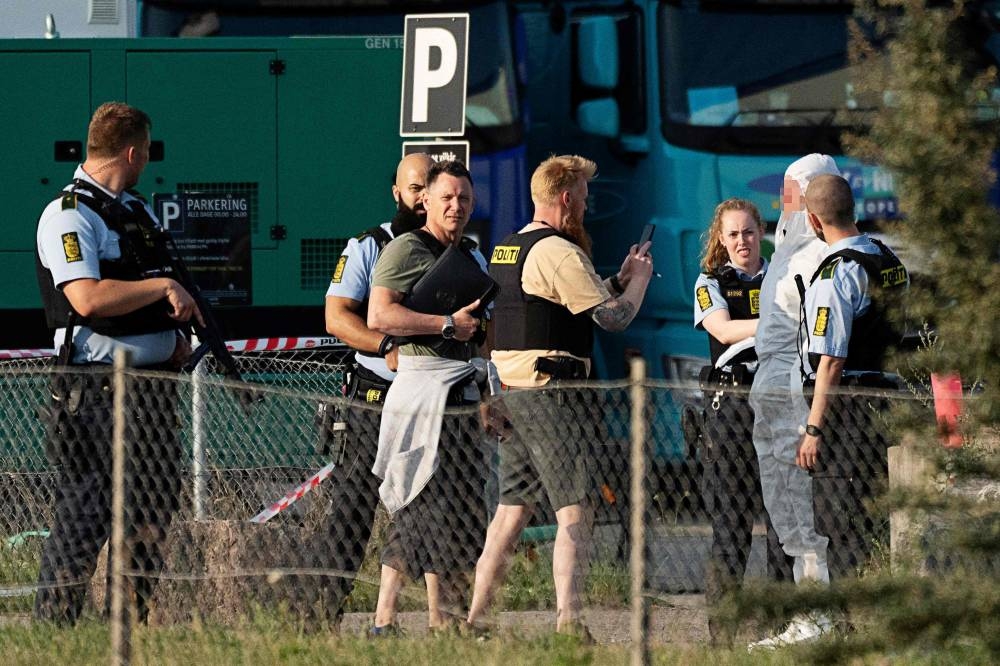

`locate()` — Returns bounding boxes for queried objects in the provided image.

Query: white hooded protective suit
[749,153,840,584]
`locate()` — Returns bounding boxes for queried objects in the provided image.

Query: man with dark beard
[314,152,433,630]
[465,155,653,638]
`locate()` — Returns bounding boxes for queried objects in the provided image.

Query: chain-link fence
[0,348,992,655]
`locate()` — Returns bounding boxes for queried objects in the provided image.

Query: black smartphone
[638,223,656,247]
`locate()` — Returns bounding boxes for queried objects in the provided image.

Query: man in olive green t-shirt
[367,160,491,632]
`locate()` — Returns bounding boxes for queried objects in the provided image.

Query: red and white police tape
[0,336,345,360]
[249,462,337,523]
[223,336,343,353]
[0,348,55,359]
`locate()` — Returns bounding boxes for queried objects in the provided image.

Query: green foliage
[846,0,1000,417]
[714,4,1000,662]
[728,573,1000,664]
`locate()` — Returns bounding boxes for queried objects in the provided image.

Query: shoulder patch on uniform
[819,258,841,280]
[491,246,520,264]
[696,285,713,312]
[812,306,830,337]
[880,264,908,288]
[61,232,83,263]
[331,256,348,283]
[61,194,77,211]
[749,288,761,315]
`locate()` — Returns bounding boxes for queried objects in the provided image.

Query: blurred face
[719,209,761,271]
[423,173,474,238]
[782,177,804,213]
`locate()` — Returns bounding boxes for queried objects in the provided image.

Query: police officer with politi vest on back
[796,173,908,582]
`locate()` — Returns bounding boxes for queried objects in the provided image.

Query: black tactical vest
[489,228,593,358]
[36,181,178,337]
[401,228,482,350]
[807,238,908,372]
[703,265,764,366]
[348,224,393,358]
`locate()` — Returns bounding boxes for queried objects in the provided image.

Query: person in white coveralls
[747,154,840,650]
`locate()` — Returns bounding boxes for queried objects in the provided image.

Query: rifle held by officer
[158,230,262,409]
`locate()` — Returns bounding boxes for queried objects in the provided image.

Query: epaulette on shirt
[818,257,841,280]
[355,225,393,251]
[61,193,78,210]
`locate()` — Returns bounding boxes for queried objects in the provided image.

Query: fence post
[111,349,131,666]
[629,356,649,666]
[192,357,208,520]
[888,438,931,573]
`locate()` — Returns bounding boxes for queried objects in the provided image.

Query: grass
[1,616,995,666]
[340,543,629,615]
[0,538,41,615]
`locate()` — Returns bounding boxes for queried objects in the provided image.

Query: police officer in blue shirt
[316,153,433,631]
[34,102,202,624]
[692,199,792,643]
[797,174,908,580]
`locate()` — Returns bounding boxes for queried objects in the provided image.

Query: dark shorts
[497,385,595,511]
[380,408,488,579]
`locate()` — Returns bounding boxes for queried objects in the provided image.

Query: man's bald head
[393,153,433,207]
[805,174,855,228]
[395,153,433,191]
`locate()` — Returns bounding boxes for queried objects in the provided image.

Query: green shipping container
[0,36,403,348]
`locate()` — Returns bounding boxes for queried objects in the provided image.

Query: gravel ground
[2,596,712,645]
[340,595,710,645]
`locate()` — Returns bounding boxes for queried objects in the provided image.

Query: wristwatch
[441,315,456,340]
[805,424,824,438]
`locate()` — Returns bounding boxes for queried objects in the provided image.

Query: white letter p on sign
[401,13,468,136]
[411,27,458,123]
[161,201,181,231]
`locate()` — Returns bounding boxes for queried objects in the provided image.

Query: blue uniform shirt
[693,259,768,330]
[36,166,177,366]
[802,235,881,366]
[326,222,396,381]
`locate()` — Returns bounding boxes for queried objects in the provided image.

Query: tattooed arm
[591,297,638,332]
[590,247,653,332]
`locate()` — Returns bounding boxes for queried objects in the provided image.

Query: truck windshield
[141,0,522,153]
[658,0,1000,154]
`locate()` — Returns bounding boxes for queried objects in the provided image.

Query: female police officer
[693,198,790,642]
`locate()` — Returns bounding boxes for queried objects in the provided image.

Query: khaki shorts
[498,385,596,511]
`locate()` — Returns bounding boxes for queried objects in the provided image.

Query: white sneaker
[747,613,833,652]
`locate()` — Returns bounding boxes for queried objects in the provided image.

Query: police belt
[534,355,588,381]
[699,363,755,390]
[347,363,476,406]
[347,364,392,405]
[803,371,899,391]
